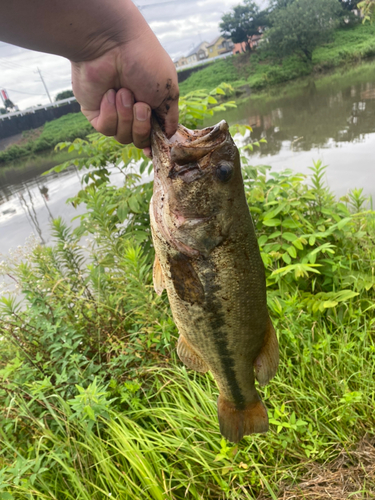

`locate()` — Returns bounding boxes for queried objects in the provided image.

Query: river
[1,60,375,257]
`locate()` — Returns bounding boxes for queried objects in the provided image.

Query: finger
[133,102,151,149]
[154,83,179,139]
[143,147,152,159]
[114,89,134,144]
[89,89,118,136]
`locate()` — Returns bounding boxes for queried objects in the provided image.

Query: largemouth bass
[150,119,279,442]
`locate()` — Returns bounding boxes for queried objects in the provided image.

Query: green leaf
[258,235,268,247]
[263,218,281,227]
[128,197,140,213]
[282,253,291,265]
[117,202,128,223]
[282,232,297,242]
[337,217,352,230]
[282,219,301,229]
[263,202,287,220]
[287,246,297,258]
[293,239,304,250]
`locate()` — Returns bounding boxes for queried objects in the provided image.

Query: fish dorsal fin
[254,317,279,387]
[153,255,165,296]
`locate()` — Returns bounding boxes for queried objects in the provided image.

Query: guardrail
[176,52,233,72]
[0,97,77,121]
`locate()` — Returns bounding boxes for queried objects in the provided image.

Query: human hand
[70,4,179,151]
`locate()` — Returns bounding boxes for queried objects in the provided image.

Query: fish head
[152,118,244,257]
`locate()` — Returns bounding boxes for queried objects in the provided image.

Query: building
[186,41,209,65]
[174,56,188,69]
[206,36,234,58]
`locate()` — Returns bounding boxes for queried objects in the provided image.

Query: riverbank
[0,112,93,165]
[179,22,375,95]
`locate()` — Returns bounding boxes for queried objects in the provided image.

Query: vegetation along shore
[180,22,375,95]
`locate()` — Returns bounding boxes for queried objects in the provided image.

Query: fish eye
[215,163,233,182]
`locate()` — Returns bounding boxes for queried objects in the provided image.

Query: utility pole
[36,67,52,104]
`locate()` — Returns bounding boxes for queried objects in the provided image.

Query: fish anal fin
[153,254,165,296]
[217,396,268,443]
[177,335,208,373]
[254,317,279,387]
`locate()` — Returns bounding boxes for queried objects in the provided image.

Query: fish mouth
[151,118,229,177]
[170,120,229,166]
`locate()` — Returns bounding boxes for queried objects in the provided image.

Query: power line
[5,88,45,96]
[0,57,25,69]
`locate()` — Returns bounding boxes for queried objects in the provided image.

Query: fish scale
[150,118,279,442]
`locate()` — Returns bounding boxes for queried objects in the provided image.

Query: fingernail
[106,89,116,105]
[135,104,149,122]
[121,90,133,108]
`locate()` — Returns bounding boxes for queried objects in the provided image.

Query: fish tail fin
[217,396,268,443]
[254,317,279,387]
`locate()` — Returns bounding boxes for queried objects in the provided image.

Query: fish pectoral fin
[153,255,165,296]
[169,253,205,305]
[254,317,279,387]
[177,335,208,373]
[217,396,268,443]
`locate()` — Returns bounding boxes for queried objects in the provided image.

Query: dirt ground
[259,438,375,500]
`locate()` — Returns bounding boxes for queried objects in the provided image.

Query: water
[212,61,375,200]
[1,61,375,257]
[0,151,125,257]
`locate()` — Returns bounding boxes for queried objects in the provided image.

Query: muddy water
[1,61,375,257]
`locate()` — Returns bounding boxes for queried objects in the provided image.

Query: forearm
[0,0,149,61]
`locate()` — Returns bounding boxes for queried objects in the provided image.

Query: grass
[0,112,93,165]
[179,22,375,95]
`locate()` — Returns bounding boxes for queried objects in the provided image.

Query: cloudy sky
[0,0,267,111]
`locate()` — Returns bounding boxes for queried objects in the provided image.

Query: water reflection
[0,154,86,255]
[209,63,375,198]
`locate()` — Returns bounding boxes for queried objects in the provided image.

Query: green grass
[179,22,375,95]
[0,112,93,165]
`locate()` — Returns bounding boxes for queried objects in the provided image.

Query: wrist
[68,0,150,62]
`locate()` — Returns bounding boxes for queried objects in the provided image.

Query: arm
[0,0,179,147]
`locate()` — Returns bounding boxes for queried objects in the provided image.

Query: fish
[150,118,279,443]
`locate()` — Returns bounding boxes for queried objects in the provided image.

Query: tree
[266,0,343,62]
[220,1,266,50]
[0,108,6,115]
[358,0,375,21]
[55,89,74,101]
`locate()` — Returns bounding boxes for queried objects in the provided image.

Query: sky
[0,0,267,111]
